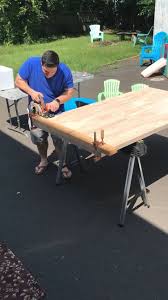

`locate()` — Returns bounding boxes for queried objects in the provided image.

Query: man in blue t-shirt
[15,50,74,177]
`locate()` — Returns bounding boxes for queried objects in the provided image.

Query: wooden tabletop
[33,88,168,156]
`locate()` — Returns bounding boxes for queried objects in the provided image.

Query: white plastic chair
[89,24,104,43]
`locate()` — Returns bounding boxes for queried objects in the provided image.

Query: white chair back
[89,24,100,33]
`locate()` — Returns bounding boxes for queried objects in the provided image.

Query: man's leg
[51,135,72,179]
[51,135,63,159]
[36,141,48,165]
[30,128,49,174]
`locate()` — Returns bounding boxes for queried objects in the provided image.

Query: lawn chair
[139,31,168,66]
[133,26,153,46]
[64,97,96,111]
[97,79,123,102]
[89,24,104,43]
[131,83,149,92]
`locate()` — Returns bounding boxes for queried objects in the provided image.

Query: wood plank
[33,115,117,155]
[32,88,168,155]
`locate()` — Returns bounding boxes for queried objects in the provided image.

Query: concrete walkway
[1,57,168,300]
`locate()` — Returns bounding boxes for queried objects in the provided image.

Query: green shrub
[0,0,46,44]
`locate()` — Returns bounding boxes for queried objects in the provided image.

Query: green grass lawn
[0,34,140,75]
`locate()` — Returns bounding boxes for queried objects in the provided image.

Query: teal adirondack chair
[133,26,153,46]
[139,31,168,66]
[89,24,104,43]
[97,79,123,102]
[131,83,149,92]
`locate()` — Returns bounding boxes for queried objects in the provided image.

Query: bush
[0,0,46,44]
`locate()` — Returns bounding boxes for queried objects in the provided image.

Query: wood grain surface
[33,88,168,156]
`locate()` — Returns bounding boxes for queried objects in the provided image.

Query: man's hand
[30,91,44,103]
[46,100,60,112]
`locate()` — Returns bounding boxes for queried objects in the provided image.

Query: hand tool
[29,101,55,118]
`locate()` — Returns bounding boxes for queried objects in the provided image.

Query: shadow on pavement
[1,130,168,300]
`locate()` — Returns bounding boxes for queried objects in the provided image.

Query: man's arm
[15,74,43,103]
[55,88,75,104]
[46,64,75,112]
[46,88,75,112]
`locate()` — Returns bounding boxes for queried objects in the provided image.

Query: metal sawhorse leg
[119,140,150,226]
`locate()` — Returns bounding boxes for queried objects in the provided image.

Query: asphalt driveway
[1,57,168,300]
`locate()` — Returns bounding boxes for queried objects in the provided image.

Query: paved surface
[1,57,168,300]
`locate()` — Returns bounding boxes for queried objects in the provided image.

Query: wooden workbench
[33,87,168,156]
[32,87,168,225]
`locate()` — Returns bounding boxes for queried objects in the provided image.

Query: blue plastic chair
[139,31,168,66]
[64,97,96,112]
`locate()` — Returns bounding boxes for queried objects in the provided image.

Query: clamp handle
[101,129,104,144]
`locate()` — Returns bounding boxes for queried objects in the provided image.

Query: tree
[137,0,155,17]
[0,0,156,44]
[0,0,66,44]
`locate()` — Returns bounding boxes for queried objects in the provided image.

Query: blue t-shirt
[18,57,74,112]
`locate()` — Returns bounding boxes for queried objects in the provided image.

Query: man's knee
[30,128,48,145]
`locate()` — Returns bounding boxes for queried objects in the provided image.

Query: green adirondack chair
[133,26,153,47]
[97,79,123,102]
[131,83,149,92]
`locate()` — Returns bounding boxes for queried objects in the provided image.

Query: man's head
[41,50,59,78]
